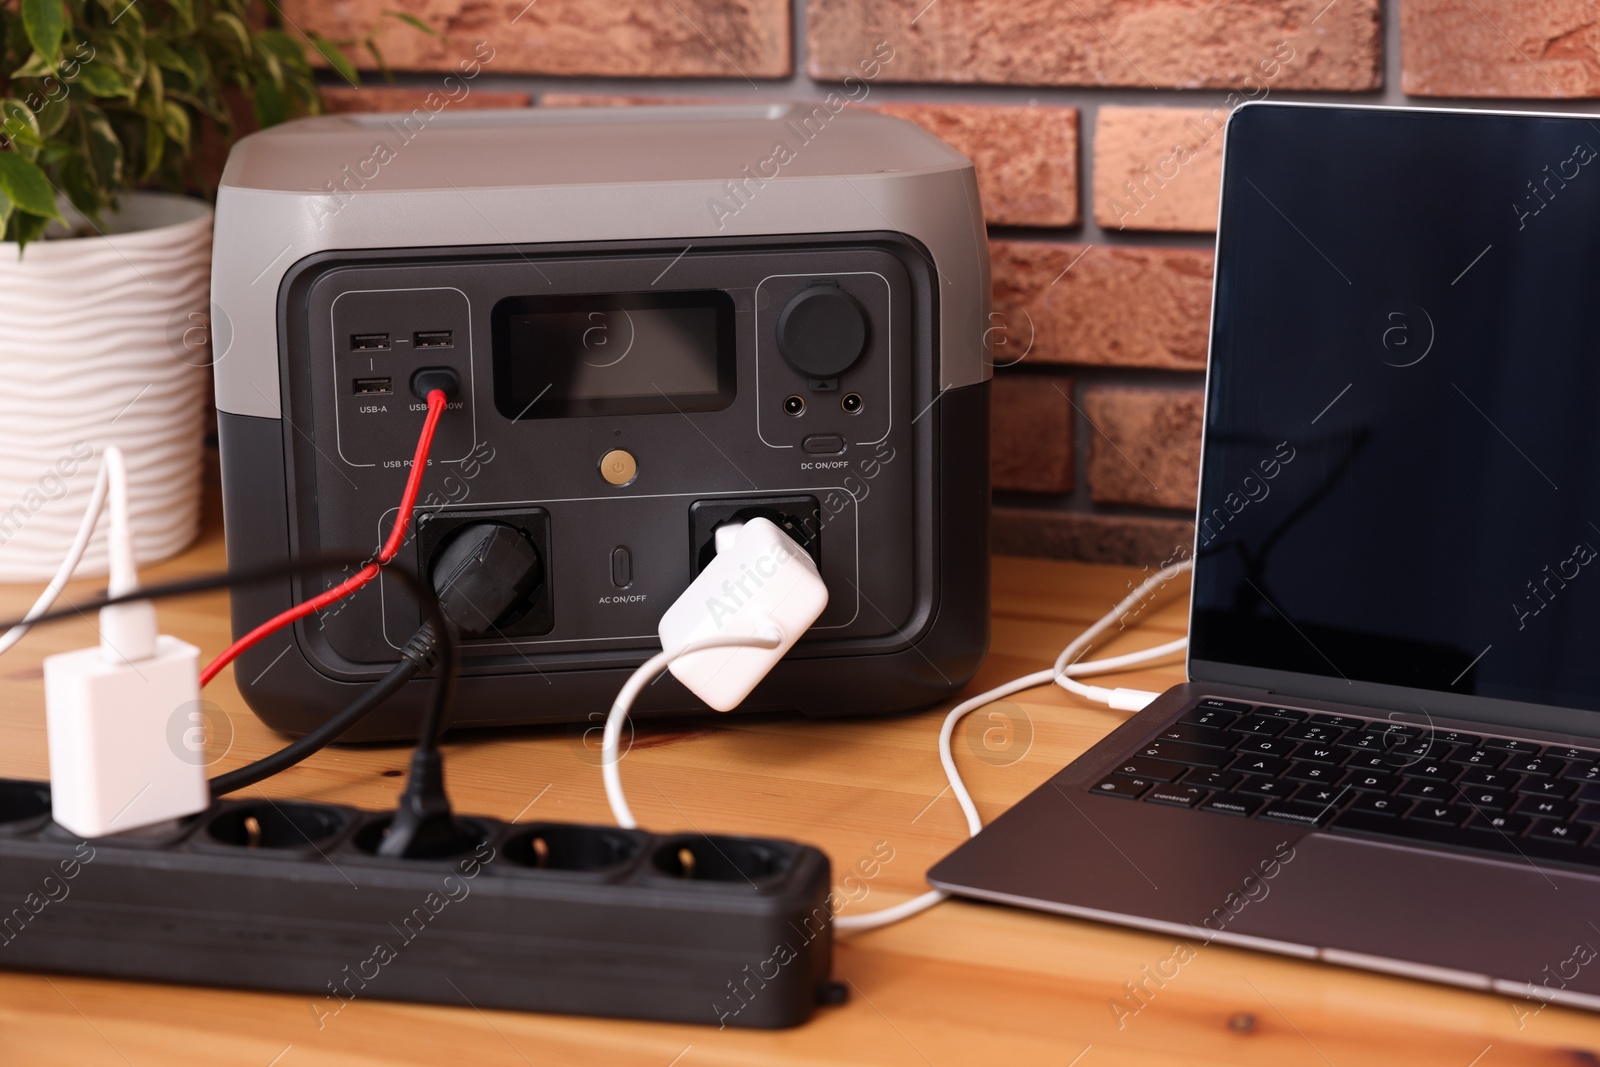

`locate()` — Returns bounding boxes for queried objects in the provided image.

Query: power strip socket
[0,779,836,1029]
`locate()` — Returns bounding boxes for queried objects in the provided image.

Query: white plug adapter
[41,446,209,838]
[657,517,828,711]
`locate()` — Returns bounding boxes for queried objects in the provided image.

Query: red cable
[200,389,449,687]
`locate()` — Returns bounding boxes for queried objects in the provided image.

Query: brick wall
[292,0,1598,565]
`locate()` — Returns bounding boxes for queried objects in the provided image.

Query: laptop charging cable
[597,521,1191,934]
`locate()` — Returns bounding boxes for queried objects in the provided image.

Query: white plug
[657,517,828,711]
[42,446,208,838]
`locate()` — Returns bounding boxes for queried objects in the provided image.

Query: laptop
[930,101,1600,1012]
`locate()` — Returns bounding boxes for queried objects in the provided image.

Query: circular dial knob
[776,287,868,380]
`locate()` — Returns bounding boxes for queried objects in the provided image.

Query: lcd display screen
[492,290,735,418]
[1194,104,1600,714]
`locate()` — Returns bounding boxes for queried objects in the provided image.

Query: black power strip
[0,779,837,1029]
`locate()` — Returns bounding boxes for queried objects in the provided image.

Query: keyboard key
[1260,800,1337,827]
[1235,777,1299,799]
[1347,771,1401,793]
[1348,753,1409,773]
[1136,741,1233,768]
[1456,786,1512,812]
[1284,761,1347,785]
[1308,713,1364,729]
[1181,706,1240,729]
[1110,756,1189,782]
[1514,796,1576,820]
[1409,803,1469,826]
[1298,784,1349,808]
[1528,820,1590,845]
[1562,763,1600,783]
[1575,803,1600,826]
[1256,707,1309,722]
[1482,737,1541,753]
[1195,698,1253,714]
[1361,722,1422,740]
[1397,761,1456,782]
[1200,792,1262,816]
[1516,777,1577,799]
[1459,768,1520,790]
[1389,739,1458,763]
[1091,777,1152,799]
[1578,783,1600,804]
[1231,715,1291,737]
[1333,809,1600,870]
[1397,780,1455,802]
[1340,733,1396,753]
[1349,793,1408,817]
[1291,742,1345,764]
[1463,811,1528,835]
[1435,730,1483,747]
[1144,785,1208,809]
[1504,757,1557,777]
[1233,754,1291,777]
[1285,724,1347,744]
[1446,748,1507,769]
[1186,769,1243,791]
[1153,722,1232,748]
[1233,737,1297,758]
[1544,746,1600,763]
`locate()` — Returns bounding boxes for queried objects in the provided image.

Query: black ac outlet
[414,507,553,637]
[688,495,822,577]
[0,780,837,1029]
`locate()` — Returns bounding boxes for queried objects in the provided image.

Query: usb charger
[42,447,208,838]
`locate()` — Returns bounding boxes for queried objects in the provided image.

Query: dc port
[783,395,805,417]
[841,393,863,414]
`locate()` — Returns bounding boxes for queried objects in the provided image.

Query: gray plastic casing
[212,104,991,417]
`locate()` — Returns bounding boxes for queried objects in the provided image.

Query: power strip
[0,779,836,1029]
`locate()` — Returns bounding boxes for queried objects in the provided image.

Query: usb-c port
[414,330,453,349]
[351,333,390,351]
[353,377,393,395]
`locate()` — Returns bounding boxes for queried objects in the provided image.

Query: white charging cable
[0,455,110,658]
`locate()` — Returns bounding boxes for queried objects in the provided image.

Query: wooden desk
[1,512,1596,1066]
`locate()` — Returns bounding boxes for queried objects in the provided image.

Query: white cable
[0,455,109,658]
[837,559,1194,933]
[96,446,157,663]
[601,630,783,830]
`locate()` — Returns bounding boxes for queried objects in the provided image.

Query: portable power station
[211,104,991,740]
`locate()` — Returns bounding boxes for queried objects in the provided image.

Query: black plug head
[430,522,543,636]
[376,748,482,859]
[411,367,461,401]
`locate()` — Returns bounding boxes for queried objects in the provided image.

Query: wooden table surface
[1,507,1597,1066]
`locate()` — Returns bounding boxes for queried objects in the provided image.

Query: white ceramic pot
[0,192,213,582]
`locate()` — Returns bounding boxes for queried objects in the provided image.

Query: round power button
[599,449,637,486]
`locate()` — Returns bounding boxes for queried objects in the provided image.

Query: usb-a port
[413,330,453,349]
[353,377,393,395]
[351,333,390,351]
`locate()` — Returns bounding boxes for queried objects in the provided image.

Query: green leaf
[12,50,58,79]
[306,33,359,88]
[384,10,443,40]
[10,209,55,251]
[211,12,251,55]
[253,77,287,127]
[0,151,62,221]
[21,0,65,67]
[141,117,164,179]
[363,37,391,83]
[74,57,130,98]
[0,100,43,158]
[57,151,101,220]
[160,100,189,147]
[164,0,195,31]
[81,108,124,192]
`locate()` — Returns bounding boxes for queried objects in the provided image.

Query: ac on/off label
[598,594,648,605]
[801,460,850,470]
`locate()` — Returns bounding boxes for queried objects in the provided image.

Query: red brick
[321,86,532,113]
[1402,0,1600,97]
[992,508,1194,565]
[1093,106,1225,233]
[808,0,1380,90]
[282,0,791,79]
[991,373,1074,494]
[1082,387,1203,510]
[875,104,1078,226]
[989,240,1213,371]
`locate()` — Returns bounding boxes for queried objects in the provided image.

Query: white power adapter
[42,447,208,838]
[656,517,829,711]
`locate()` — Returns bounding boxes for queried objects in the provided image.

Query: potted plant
[0,0,411,580]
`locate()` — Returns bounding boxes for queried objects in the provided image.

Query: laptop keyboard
[1091,697,1600,871]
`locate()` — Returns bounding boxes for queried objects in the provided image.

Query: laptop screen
[1194,103,1600,716]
